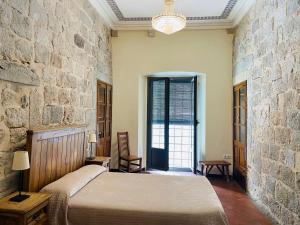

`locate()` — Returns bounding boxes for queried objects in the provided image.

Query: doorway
[147,77,197,172]
[96,80,112,157]
[233,82,247,190]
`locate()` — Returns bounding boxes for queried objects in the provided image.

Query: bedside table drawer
[27,210,47,225]
[26,207,48,225]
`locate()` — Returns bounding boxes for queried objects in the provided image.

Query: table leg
[225,165,230,182]
[201,164,204,175]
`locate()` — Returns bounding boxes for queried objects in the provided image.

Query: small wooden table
[85,156,111,170]
[199,160,231,181]
[0,192,52,225]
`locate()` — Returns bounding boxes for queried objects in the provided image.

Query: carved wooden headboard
[25,125,87,192]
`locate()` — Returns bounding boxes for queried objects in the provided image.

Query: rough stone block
[15,38,33,63]
[29,89,42,128]
[0,61,40,86]
[44,86,58,105]
[268,197,281,220]
[9,0,29,15]
[0,28,15,60]
[275,127,291,145]
[281,207,295,225]
[43,105,63,125]
[266,176,276,194]
[10,127,27,144]
[0,2,12,28]
[280,166,295,188]
[29,0,47,27]
[50,53,62,69]
[11,9,32,40]
[287,111,300,131]
[287,191,300,215]
[287,0,299,16]
[58,89,70,105]
[74,108,85,123]
[281,149,295,168]
[290,131,300,152]
[5,108,26,128]
[56,73,77,89]
[269,144,280,161]
[34,43,49,64]
[1,87,17,107]
[0,122,10,151]
[275,182,289,205]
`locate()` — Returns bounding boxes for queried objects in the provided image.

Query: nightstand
[0,192,51,225]
[85,156,111,170]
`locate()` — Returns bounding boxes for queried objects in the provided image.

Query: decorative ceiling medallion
[106,0,237,21]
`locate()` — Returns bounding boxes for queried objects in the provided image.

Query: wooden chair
[117,132,142,173]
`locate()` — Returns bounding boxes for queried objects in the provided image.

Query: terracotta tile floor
[209,177,273,225]
[147,170,273,225]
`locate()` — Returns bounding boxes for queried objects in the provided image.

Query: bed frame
[25,125,88,192]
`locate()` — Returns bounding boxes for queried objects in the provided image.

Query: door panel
[233,82,247,190]
[96,81,112,157]
[147,78,169,171]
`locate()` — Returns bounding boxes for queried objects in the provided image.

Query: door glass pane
[240,106,246,125]
[240,88,246,108]
[169,79,194,169]
[240,125,246,144]
[151,80,165,149]
[240,87,246,125]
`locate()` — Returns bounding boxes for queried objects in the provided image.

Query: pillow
[41,165,107,197]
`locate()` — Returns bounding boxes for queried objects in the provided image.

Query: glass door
[147,78,169,170]
[147,77,198,172]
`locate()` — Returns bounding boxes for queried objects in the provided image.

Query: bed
[24,126,229,225]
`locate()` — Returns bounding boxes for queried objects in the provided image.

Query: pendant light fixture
[152,0,186,35]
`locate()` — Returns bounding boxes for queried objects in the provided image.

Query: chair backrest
[117,132,130,158]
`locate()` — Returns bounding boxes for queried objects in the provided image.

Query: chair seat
[121,155,141,161]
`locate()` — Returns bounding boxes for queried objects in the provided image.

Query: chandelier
[152,0,186,35]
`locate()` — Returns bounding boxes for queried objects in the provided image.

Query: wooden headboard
[25,125,87,192]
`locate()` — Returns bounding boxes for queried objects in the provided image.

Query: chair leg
[127,160,130,173]
[140,159,142,171]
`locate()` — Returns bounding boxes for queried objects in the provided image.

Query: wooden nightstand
[0,192,51,225]
[85,156,111,170]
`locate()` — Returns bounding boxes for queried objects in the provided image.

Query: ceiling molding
[231,0,255,27]
[105,0,237,21]
[89,0,255,30]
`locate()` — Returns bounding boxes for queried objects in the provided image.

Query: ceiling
[89,0,255,30]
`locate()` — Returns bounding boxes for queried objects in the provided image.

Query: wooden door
[96,81,112,157]
[233,82,247,190]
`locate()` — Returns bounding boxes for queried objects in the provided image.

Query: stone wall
[0,0,112,197]
[233,0,300,224]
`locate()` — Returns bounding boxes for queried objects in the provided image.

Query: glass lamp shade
[12,151,30,171]
[88,133,97,143]
[152,14,186,35]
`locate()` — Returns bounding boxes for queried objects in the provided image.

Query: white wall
[111,30,233,171]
